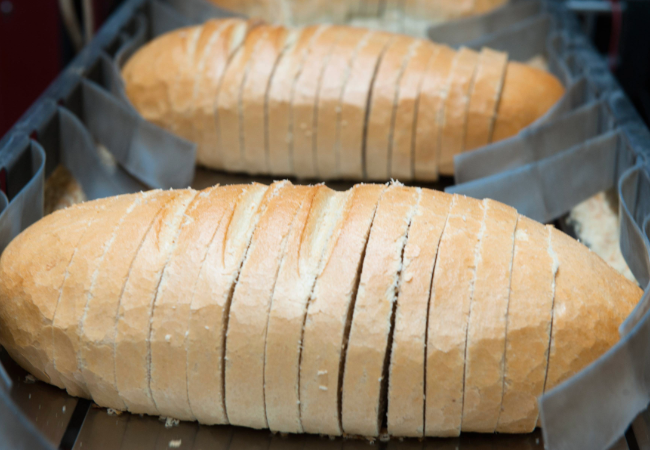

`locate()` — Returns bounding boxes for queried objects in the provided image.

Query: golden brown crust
[267,26,325,176]
[496,217,554,433]
[114,190,197,415]
[425,194,485,437]
[225,182,312,429]
[52,194,140,399]
[315,28,370,179]
[461,199,518,432]
[387,189,453,437]
[390,42,436,181]
[0,198,113,388]
[545,227,641,391]
[413,45,454,182]
[438,47,479,176]
[464,48,508,152]
[149,186,227,421]
[79,191,177,410]
[341,184,420,437]
[242,26,295,174]
[292,26,347,179]
[187,183,269,425]
[264,186,345,433]
[338,31,393,180]
[194,20,252,169]
[365,36,414,180]
[217,25,272,172]
[300,184,385,435]
[491,62,565,143]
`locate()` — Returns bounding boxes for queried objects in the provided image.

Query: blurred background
[0,0,649,138]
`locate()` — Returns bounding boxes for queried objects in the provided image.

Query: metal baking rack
[0,0,649,448]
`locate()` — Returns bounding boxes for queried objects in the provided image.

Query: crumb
[107,408,122,416]
[168,439,182,448]
[24,375,36,384]
[160,417,180,428]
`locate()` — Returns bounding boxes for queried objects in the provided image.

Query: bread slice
[217,25,271,172]
[338,31,393,180]
[242,26,296,174]
[292,26,347,179]
[315,28,371,179]
[491,62,565,143]
[544,227,642,392]
[264,186,349,433]
[365,36,416,180]
[194,20,251,169]
[389,42,435,181]
[149,185,230,421]
[461,199,518,432]
[0,198,112,388]
[114,190,197,415]
[341,184,420,437]
[300,184,385,436]
[78,191,176,410]
[387,189,453,437]
[412,45,454,181]
[51,194,139,399]
[168,27,202,142]
[464,48,508,152]
[225,183,313,429]
[425,194,485,437]
[187,183,270,425]
[267,26,326,176]
[495,217,554,433]
[438,47,479,176]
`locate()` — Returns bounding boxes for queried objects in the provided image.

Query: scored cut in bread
[267,26,325,176]
[438,47,479,176]
[496,217,555,433]
[79,191,176,410]
[114,190,197,415]
[365,36,415,180]
[544,228,642,392]
[242,26,296,174]
[425,195,485,437]
[187,184,269,425]
[387,189,453,437]
[338,31,393,179]
[315,28,371,179]
[149,185,227,421]
[413,45,454,181]
[389,42,435,181]
[225,182,312,429]
[292,26,346,179]
[461,199,518,432]
[217,26,271,172]
[300,184,386,435]
[491,62,565,143]
[464,48,508,152]
[264,186,348,433]
[341,184,420,436]
[194,20,251,169]
[52,195,137,399]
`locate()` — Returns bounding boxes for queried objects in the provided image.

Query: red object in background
[0,0,62,137]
